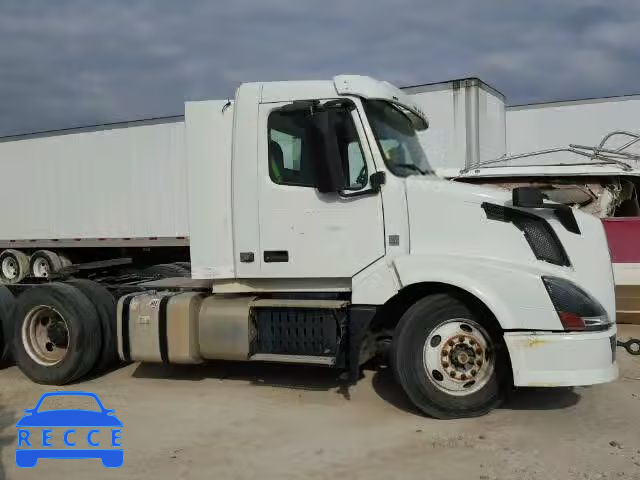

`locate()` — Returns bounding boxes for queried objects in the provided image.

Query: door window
[268,106,367,189]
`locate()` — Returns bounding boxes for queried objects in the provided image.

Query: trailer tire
[391,293,506,419]
[0,286,16,366]
[29,250,63,279]
[12,283,102,385]
[66,279,118,372]
[0,249,30,284]
[143,263,189,278]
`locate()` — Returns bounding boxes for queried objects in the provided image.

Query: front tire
[391,293,507,419]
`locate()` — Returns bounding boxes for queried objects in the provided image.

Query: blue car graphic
[16,391,123,468]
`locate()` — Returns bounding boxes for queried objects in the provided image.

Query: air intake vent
[482,202,570,267]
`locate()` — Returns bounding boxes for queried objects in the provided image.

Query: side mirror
[512,187,544,208]
[305,111,346,193]
[369,171,386,192]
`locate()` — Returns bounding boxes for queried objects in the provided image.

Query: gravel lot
[1,325,639,480]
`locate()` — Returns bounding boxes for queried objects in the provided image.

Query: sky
[1,0,639,136]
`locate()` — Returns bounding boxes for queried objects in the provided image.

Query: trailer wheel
[391,294,506,419]
[66,279,118,371]
[0,249,30,284]
[12,283,102,384]
[29,250,63,279]
[0,286,16,366]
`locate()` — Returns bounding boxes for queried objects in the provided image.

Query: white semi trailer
[0,75,618,418]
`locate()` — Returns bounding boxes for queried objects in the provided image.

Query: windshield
[363,99,433,176]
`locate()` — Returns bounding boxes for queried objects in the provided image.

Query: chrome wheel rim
[423,319,495,396]
[22,305,69,366]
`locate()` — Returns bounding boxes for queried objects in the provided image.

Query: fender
[390,254,562,331]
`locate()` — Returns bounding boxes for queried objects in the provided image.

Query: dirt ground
[0,325,639,480]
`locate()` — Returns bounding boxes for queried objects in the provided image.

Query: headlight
[542,276,610,331]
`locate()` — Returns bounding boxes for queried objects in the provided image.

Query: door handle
[264,250,289,262]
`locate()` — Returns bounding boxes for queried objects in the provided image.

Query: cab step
[249,353,336,365]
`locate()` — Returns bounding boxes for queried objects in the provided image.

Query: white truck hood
[404,175,616,321]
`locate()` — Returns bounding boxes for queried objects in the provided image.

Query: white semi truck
[0,75,618,418]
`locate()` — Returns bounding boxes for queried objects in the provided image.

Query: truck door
[256,100,385,278]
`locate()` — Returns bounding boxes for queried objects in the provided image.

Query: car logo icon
[15,391,123,468]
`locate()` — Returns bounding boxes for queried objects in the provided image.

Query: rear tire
[0,286,16,366]
[12,283,102,384]
[66,279,118,372]
[391,293,507,419]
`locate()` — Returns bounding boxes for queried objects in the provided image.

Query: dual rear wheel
[12,281,117,384]
[7,259,181,382]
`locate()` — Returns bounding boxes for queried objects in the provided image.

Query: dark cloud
[0,0,638,135]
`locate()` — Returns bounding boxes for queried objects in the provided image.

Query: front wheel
[391,294,507,419]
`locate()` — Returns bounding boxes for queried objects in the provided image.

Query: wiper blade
[395,163,427,174]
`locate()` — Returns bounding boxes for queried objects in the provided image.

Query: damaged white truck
[456,130,640,323]
[0,75,618,418]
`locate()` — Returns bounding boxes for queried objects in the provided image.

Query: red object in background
[602,217,640,263]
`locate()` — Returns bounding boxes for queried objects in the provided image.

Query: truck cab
[3,75,618,419]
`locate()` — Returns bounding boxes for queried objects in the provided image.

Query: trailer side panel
[0,119,188,241]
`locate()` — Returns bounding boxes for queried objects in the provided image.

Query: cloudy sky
[1,0,638,136]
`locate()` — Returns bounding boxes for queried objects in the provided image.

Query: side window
[268,109,315,187]
[347,142,366,188]
[268,106,368,189]
[339,117,367,190]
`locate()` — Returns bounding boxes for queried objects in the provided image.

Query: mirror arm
[337,171,385,199]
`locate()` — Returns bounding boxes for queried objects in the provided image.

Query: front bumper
[504,326,618,387]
